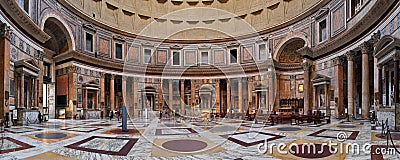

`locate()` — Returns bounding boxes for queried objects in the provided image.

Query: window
[319,20,327,42]
[115,43,123,59]
[259,44,266,60]
[85,33,94,52]
[201,52,209,65]
[19,0,29,14]
[173,51,180,65]
[230,49,238,63]
[144,49,151,64]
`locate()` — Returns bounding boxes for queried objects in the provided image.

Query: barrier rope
[385,118,400,154]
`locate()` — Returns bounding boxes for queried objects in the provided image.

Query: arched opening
[43,17,71,54]
[278,38,306,63]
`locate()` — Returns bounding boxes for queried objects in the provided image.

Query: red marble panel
[243,46,253,61]
[99,38,110,55]
[214,50,225,64]
[157,50,167,64]
[56,75,68,95]
[185,51,196,65]
[128,46,139,62]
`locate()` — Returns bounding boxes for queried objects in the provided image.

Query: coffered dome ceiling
[62,0,322,40]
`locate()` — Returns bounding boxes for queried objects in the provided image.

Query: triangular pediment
[15,58,40,73]
[316,8,329,20]
[312,74,330,83]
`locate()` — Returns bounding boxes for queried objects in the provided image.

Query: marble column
[122,76,127,106]
[238,78,243,113]
[110,74,115,111]
[180,80,185,114]
[302,61,312,113]
[394,53,400,130]
[35,79,39,107]
[216,80,221,115]
[393,56,399,104]
[14,74,19,109]
[274,74,280,112]
[334,56,345,117]
[169,79,173,110]
[324,84,330,114]
[346,51,355,117]
[100,73,105,109]
[248,77,253,113]
[361,43,371,118]
[0,23,10,120]
[378,67,383,105]
[133,78,138,116]
[227,79,231,114]
[20,73,24,108]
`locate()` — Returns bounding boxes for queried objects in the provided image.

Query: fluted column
[346,51,356,117]
[122,76,127,107]
[169,79,173,110]
[0,23,11,120]
[180,80,184,114]
[378,66,383,105]
[394,53,400,130]
[248,77,253,113]
[20,73,25,108]
[334,56,345,117]
[302,60,312,113]
[361,42,371,118]
[238,78,243,113]
[133,78,138,116]
[227,79,231,114]
[100,73,105,113]
[216,79,221,115]
[110,74,115,111]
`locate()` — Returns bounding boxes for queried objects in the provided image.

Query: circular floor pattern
[277,127,302,131]
[109,128,140,134]
[336,125,356,128]
[162,139,208,152]
[35,133,68,139]
[290,144,333,158]
[375,133,400,140]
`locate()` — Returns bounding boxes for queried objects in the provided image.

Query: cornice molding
[313,0,396,58]
[0,0,50,43]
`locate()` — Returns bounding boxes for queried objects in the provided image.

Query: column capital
[360,42,373,54]
[122,76,128,81]
[394,52,400,61]
[110,74,116,80]
[247,77,253,82]
[333,56,346,66]
[100,72,105,78]
[0,23,11,39]
[67,66,78,73]
[302,61,313,71]
[345,51,356,61]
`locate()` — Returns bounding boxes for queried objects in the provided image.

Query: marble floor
[0,112,399,160]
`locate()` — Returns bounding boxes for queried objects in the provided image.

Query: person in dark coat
[38,111,42,123]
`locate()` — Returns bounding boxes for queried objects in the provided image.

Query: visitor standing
[109,110,113,120]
